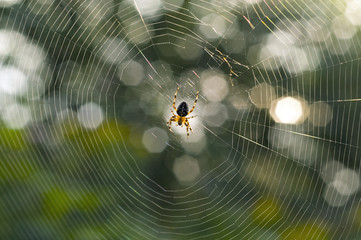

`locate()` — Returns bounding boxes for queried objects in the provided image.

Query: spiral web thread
[1,0,361,239]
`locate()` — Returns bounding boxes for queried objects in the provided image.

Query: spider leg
[185,119,193,133]
[172,86,180,111]
[187,91,199,115]
[184,120,190,138]
[167,115,176,132]
[185,116,196,133]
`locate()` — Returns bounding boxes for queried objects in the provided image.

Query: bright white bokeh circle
[77,102,104,129]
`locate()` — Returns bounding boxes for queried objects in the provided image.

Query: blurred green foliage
[1,0,361,239]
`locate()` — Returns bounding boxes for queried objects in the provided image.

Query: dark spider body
[167,87,199,138]
[177,102,189,117]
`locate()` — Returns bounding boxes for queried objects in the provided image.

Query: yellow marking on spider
[167,86,199,138]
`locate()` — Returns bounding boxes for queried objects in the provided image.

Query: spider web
[1,0,361,239]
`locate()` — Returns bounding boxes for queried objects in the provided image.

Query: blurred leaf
[252,197,283,228]
[0,128,28,150]
[0,155,35,181]
[42,187,72,220]
[282,222,329,240]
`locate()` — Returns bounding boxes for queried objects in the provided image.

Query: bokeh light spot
[332,15,356,40]
[333,168,360,196]
[270,97,308,124]
[323,183,350,207]
[97,37,128,65]
[173,155,200,185]
[129,0,161,17]
[249,83,276,109]
[14,42,46,72]
[308,102,333,127]
[0,66,27,96]
[199,14,227,40]
[0,0,22,7]
[0,30,13,57]
[321,161,345,184]
[201,71,229,102]
[77,0,114,27]
[119,60,145,86]
[142,127,168,153]
[3,103,31,129]
[202,102,228,127]
[77,102,104,129]
[283,47,312,74]
[345,0,361,25]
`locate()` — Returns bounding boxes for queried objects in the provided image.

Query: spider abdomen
[177,102,189,117]
[178,117,184,126]
[167,87,199,138]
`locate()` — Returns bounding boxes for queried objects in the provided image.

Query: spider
[167,86,199,138]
